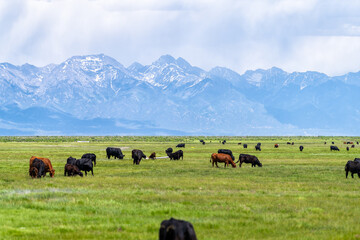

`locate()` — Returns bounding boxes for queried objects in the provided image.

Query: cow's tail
[235,159,240,164]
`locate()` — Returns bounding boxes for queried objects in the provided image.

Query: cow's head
[50,169,55,177]
[257,161,263,167]
[78,172,83,177]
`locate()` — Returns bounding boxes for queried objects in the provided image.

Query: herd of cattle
[28,140,360,180]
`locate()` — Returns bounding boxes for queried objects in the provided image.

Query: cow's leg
[351,172,354,178]
[85,171,88,176]
[91,168,94,176]
[346,171,348,178]
[212,160,214,167]
[215,161,219,168]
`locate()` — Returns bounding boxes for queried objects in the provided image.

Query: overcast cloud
[1,0,360,75]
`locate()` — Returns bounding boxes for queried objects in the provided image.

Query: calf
[30,156,55,177]
[149,152,156,160]
[345,160,360,178]
[132,149,146,165]
[64,164,83,177]
[29,158,46,178]
[159,218,197,240]
[236,154,262,167]
[82,153,96,166]
[169,150,183,160]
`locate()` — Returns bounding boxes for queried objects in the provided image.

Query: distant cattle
[202,141,205,145]
[149,152,156,160]
[255,145,261,151]
[64,164,83,177]
[29,158,46,178]
[30,156,55,177]
[210,153,236,168]
[82,153,96,166]
[165,148,173,155]
[168,150,183,160]
[257,142,261,146]
[106,147,124,160]
[67,157,94,176]
[218,149,235,161]
[236,154,262,167]
[347,147,350,151]
[176,143,185,148]
[199,139,204,143]
[299,146,304,152]
[132,149,146,165]
[357,142,359,145]
[332,141,335,144]
[243,144,248,149]
[274,144,279,148]
[345,160,360,178]
[287,142,291,145]
[352,145,355,148]
[330,146,340,151]
[292,142,294,145]
[159,217,197,240]
[222,140,226,145]
[324,141,327,144]
[238,142,242,145]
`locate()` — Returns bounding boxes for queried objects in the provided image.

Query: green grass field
[1,136,360,239]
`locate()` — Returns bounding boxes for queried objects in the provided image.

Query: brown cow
[29,156,55,177]
[149,152,156,160]
[210,153,236,168]
[64,164,83,177]
[274,144,279,148]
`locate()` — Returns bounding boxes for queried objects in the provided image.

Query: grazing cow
[350,142,354,144]
[64,164,83,177]
[222,140,226,145]
[132,149,146,165]
[199,140,204,143]
[29,158,46,178]
[168,150,183,160]
[176,143,185,148]
[165,148,173,156]
[330,146,340,151]
[332,141,335,144]
[357,142,359,145]
[352,144,355,148]
[159,218,197,240]
[347,147,350,151]
[344,142,347,144]
[287,142,291,145]
[202,141,205,145]
[255,145,261,151]
[218,149,235,161]
[81,153,96,166]
[30,156,55,177]
[210,153,236,168]
[106,147,125,160]
[345,160,360,178]
[299,146,304,152]
[274,144,279,148]
[236,154,262,167]
[238,142,242,145]
[292,142,294,145]
[66,157,94,176]
[149,152,156,160]
[243,144,248,149]
[324,141,327,144]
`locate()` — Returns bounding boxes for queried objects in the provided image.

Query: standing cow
[159,218,197,240]
[299,146,304,152]
[82,153,96,166]
[132,149,146,165]
[168,150,183,160]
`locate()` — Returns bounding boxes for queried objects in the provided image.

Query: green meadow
[0,136,360,239]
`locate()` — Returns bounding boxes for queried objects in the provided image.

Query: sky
[1,0,360,76]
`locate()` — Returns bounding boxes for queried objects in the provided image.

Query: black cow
[257,142,261,146]
[82,153,96,166]
[330,146,340,151]
[357,142,359,145]
[332,141,335,144]
[299,146,304,152]
[159,217,197,240]
[64,164,83,177]
[199,140,204,143]
[67,157,94,176]
[169,150,183,160]
[202,141,205,145]
[255,145,261,151]
[324,141,327,144]
[243,144,247,149]
[132,149,146,165]
[287,142,291,145]
[345,160,360,178]
[176,143,185,148]
[106,147,124,159]
[222,140,226,145]
[165,148,173,155]
[347,147,350,151]
[218,149,235,161]
[29,158,46,178]
[236,154,262,167]
[352,144,355,148]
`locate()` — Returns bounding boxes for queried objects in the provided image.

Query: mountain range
[0,54,359,136]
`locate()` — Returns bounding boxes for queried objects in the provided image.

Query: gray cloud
[0,0,360,75]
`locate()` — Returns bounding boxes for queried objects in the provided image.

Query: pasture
[0,136,360,239]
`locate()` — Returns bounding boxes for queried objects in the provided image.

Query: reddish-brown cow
[210,153,236,168]
[29,156,55,177]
